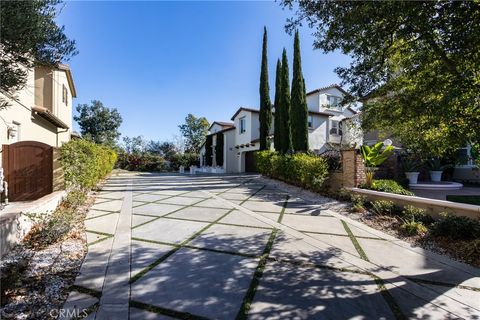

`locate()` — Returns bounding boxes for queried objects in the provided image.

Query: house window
[308,115,313,128]
[239,117,246,134]
[62,85,68,105]
[330,120,343,135]
[327,95,342,109]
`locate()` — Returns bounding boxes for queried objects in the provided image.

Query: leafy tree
[215,133,224,166]
[273,59,283,153]
[278,48,293,154]
[74,100,123,145]
[178,114,210,154]
[290,30,309,152]
[205,135,213,166]
[259,27,273,151]
[0,0,77,107]
[147,141,177,161]
[281,1,480,157]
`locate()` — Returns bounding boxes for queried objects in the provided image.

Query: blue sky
[57,1,350,142]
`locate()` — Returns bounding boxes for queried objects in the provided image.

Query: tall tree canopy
[282,0,480,156]
[273,59,283,153]
[259,27,273,151]
[290,30,309,152]
[278,48,293,154]
[178,114,209,154]
[75,100,123,145]
[0,0,77,103]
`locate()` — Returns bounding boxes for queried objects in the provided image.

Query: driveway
[62,173,479,319]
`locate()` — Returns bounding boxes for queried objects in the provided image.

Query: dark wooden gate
[245,151,257,173]
[3,141,53,201]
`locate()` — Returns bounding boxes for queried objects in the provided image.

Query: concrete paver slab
[194,198,235,209]
[280,214,348,235]
[133,203,184,216]
[168,206,230,222]
[131,248,258,319]
[84,213,119,235]
[131,240,174,279]
[219,210,274,228]
[132,218,208,244]
[241,200,284,213]
[189,224,272,256]
[158,196,206,206]
[90,199,123,212]
[249,261,395,320]
[132,194,170,203]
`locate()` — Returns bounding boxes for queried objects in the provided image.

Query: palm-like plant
[360,142,394,187]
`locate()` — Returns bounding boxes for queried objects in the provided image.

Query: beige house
[0,63,76,152]
[0,63,77,201]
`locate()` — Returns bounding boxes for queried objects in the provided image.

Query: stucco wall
[233,110,253,146]
[224,130,237,173]
[0,66,73,161]
[308,114,328,152]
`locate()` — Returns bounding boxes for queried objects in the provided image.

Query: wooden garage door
[3,141,53,201]
[245,151,257,173]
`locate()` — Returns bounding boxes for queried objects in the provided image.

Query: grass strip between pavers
[130,300,210,320]
[131,197,211,230]
[373,276,407,320]
[71,284,102,299]
[407,277,480,292]
[235,228,278,320]
[129,208,236,284]
[84,211,117,221]
[276,195,290,223]
[239,185,267,205]
[341,220,370,261]
[87,234,113,247]
[132,237,259,259]
[341,220,406,320]
[301,230,386,241]
[132,190,194,208]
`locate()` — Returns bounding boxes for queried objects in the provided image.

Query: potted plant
[427,157,451,182]
[360,142,394,188]
[401,156,421,184]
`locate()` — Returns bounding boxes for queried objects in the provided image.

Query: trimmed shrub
[116,151,166,172]
[401,205,434,224]
[363,179,414,196]
[400,219,428,236]
[371,200,396,215]
[432,214,480,240]
[61,140,117,190]
[255,150,329,192]
[170,153,200,171]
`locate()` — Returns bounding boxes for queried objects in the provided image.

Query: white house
[199,84,360,173]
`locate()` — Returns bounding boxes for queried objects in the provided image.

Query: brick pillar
[341,149,366,188]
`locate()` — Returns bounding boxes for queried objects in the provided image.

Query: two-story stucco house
[0,63,76,148]
[199,84,359,173]
[0,63,77,201]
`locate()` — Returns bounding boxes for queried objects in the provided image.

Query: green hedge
[61,140,117,190]
[116,151,166,172]
[362,179,414,196]
[255,150,329,192]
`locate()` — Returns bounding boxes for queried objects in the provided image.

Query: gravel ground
[0,190,98,320]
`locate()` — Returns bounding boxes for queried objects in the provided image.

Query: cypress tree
[215,132,224,166]
[205,135,213,166]
[273,59,283,153]
[290,30,309,152]
[280,48,292,154]
[259,27,272,150]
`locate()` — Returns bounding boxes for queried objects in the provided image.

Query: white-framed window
[330,120,342,135]
[308,115,313,128]
[327,95,342,109]
[239,117,246,134]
